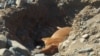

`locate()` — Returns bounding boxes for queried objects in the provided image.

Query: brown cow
[40,27,71,55]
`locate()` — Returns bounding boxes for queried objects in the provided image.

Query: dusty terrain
[59,0,100,56]
[0,0,100,56]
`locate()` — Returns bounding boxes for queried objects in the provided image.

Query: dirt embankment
[59,0,100,56]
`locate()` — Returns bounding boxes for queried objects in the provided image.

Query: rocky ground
[0,0,100,56]
[59,0,100,56]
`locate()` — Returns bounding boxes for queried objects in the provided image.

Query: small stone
[10,40,29,51]
[9,40,31,56]
[0,35,7,48]
[65,40,70,43]
[94,39,100,43]
[89,52,95,56]
[78,47,93,53]
[9,47,30,56]
[36,46,41,49]
[71,40,76,44]
[98,51,100,55]
[95,34,100,38]
[34,53,45,56]
[80,38,85,43]
[82,34,89,39]
[0,48,7,56]
[0,3,5,9]
[70,34,76,40]
[31,49,41,55]
[57,3,64,7]
[0,48,14,56]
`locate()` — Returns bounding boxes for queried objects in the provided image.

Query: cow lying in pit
[39,27,72,55]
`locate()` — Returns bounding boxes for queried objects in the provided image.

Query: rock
[0,34,7,48]
[0,0,6,9]
[88,52,95,56]
[9,40,31,56]
[34,53,45,56]
[82,34,89,39]
[78,47,93,53]
[5,0,16,8]
[57,3,64,7]
[80,38,85,43]
[0,3,4,9]
[9,47,30,56]
[95,33,100,38]
[0,48,14,56]
[31,48,41,55]
[36,45,41,49]
[98,52,100,55]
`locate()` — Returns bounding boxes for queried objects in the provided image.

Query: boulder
[9,40,31,56]
[0,48,14,56]
[0,35,7,48]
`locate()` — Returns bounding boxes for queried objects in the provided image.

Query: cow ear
[56,26,62,29]
[41,37,50,41]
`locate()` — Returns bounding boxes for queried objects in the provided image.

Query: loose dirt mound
[59,0,100,56]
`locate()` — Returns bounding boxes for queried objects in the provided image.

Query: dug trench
[1,0,88,55]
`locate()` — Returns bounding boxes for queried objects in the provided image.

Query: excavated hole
[3,3,77,50]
